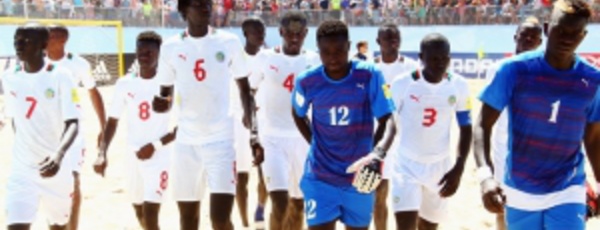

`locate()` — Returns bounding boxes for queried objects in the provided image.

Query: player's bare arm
[137,126,177,160]
[152,85,173,113]
[292,108,312,144]
[94,117,119,177]
[40,119,79,178]
[439,123,472,198]
[584,122,600,217]
[473,103,505,213]
[236,77,264,165]
[374,114,396,153]
[89,87,107,145]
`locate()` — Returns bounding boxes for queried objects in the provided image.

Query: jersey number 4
[25,97,37,119]
[283,74,294,92]
[422,108,437,127]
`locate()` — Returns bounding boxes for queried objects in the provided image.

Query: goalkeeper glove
[346,147,385,194]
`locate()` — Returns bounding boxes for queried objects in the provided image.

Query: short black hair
[178,0,213,20]
[316,20,348,42]
[420,33,450,52]
[47,23,69,38]
[242,16,265,31]
[137,31,162,47]
[280,11,308,27]
[378,22,399,35]
[17,22,49,45]
[552,0,592,21]
[517,16,542,32]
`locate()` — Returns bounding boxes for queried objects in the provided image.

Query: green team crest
[216,51,225,63]
[45,88,55,99]
[448,95,457,105]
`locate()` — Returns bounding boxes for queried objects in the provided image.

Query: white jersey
[108,73,171,149]
[375,55,420,83]
[45,52,96,90]
[1,63,80,169]
[230,49,263,118]
[249,48,320,137]
[486,60,509,163]
[157,28,249,144]
[390,70,471,163]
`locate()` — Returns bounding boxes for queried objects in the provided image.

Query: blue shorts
[505,203,586,230]
[299,175,374,228]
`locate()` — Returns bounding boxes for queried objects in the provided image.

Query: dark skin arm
[439,123,472,197]
[40,119,79,178]
[292,109,312,144]
[236,77,264,165]
[89,87,107,146]
[584,122,600,216]
[93,118,119,177]
[137,127,177,160]
[473,103,505,213]
[373,114,396,154]
[152,85,174,113]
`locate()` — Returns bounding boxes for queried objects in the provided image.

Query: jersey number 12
[329,106,350,126]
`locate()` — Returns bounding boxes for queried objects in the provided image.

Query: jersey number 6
[422,108,437,127]
[194,59,206,81]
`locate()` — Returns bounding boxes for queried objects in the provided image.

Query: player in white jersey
[249,12,320,230]
[151,0,263,229]
[484,17,542,230]
[233,17,269,230]
[93,31,176,230]
[372,22,420,230]
[45,24,108,230]
[3,23,80,230]
[390,34,472,230]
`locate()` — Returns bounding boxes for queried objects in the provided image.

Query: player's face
[244,24,265,47]
[136,41,159,69]
[14,30,45,62]
[377,30,400,54]
[514,25,542,53]
[186,0,212,27]
[420,43,450,77]
[318,37,350,74]
[545,13,587,57]
[47,30,67,53]
[280,25,307,54]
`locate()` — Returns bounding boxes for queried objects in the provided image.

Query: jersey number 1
[548,100,560,123]
[283,74,294,92]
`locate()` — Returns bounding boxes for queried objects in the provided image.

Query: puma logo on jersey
[356,83,365,90]
[10,91,16,97]
[269,65,279,72]
[127,92,135,98]
[582,78,589,87]
[410,95,420,103]
[178,54,187,61]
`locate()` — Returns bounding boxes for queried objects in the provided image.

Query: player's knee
[8,224,30,230]
[269,191,289,212]
[417,217,438,230]
[177,202,200,220]
[395,211,419,230]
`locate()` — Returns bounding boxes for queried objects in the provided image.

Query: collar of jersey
[319,60,356,84]
[412,69,451,87]
[181,27,215,40]
[539,52,582,76]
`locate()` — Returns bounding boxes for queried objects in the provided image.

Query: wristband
[372,146,386,159]
[152,141,163,150]
[476,166,494,183]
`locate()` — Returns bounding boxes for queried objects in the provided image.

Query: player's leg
[6,170,38,230]
[256,166,268,229]
[262,136,290,229]
[543,203,586,230]
[285,137,310,230]
[8,224,30,230]
[172,143,205,230]
[236,172,250,227]
[132,204,146,229]
[140,149,170,230]
[374,149,393,230]
[417,157,454,230]
[67,139,84,230]
[203,140,237,230]
[300,176,342,230]
[234,122,252,228]
[127,151,146,229]
[392,156,422,230]
[338,178,375,230]
[41,162,74,230]
[142,202,161,230]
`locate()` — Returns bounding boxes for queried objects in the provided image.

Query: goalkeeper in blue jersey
[291,20,396,230]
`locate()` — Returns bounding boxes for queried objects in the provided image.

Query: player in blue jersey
[474,0,600,229]
[291,20,397,230]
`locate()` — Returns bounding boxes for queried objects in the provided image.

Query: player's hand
[480,178,506,214]
[346,153,383,194]
[137,143,155,160]
[39,154,63,178]
[586,182,599,219]
[438,163,464,198]
[242,113,251,129]
[93,152,107,177]
[251,135,264,165]
[152,95,171,113]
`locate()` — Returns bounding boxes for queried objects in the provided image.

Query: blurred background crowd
[1,0,599,27]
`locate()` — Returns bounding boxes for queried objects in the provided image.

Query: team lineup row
[3,0,600,229]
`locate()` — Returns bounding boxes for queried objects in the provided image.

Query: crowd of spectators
[2,0,600,27]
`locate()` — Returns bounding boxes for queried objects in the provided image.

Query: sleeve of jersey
[229,38,251,79]
[455,79,472,126]
[78,58,96,89]
[107,80,127,119]
[156,45,176,86]
[369,68,396,118]
[292,74,309,118]
[478,61,516,112]
[586,88,600,123]
[59,71,81,121]
[248,53,264,89]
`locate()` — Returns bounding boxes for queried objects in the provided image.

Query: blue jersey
[292,61,395,186]
[480,51,600,195]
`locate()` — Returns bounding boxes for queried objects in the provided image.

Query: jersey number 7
[26,97,37,119]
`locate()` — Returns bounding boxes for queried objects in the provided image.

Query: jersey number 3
[422,108,437,127]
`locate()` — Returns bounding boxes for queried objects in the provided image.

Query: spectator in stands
[352,40,370,61]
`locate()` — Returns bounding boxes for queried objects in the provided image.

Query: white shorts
[391,154,453,223]
[262,135,308,198]
[234,119,252,173]
[171,140,236,201]
[126,147,171,204]
[66,135,85,173]
[5,164,74,226]
[382,141,398,180]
